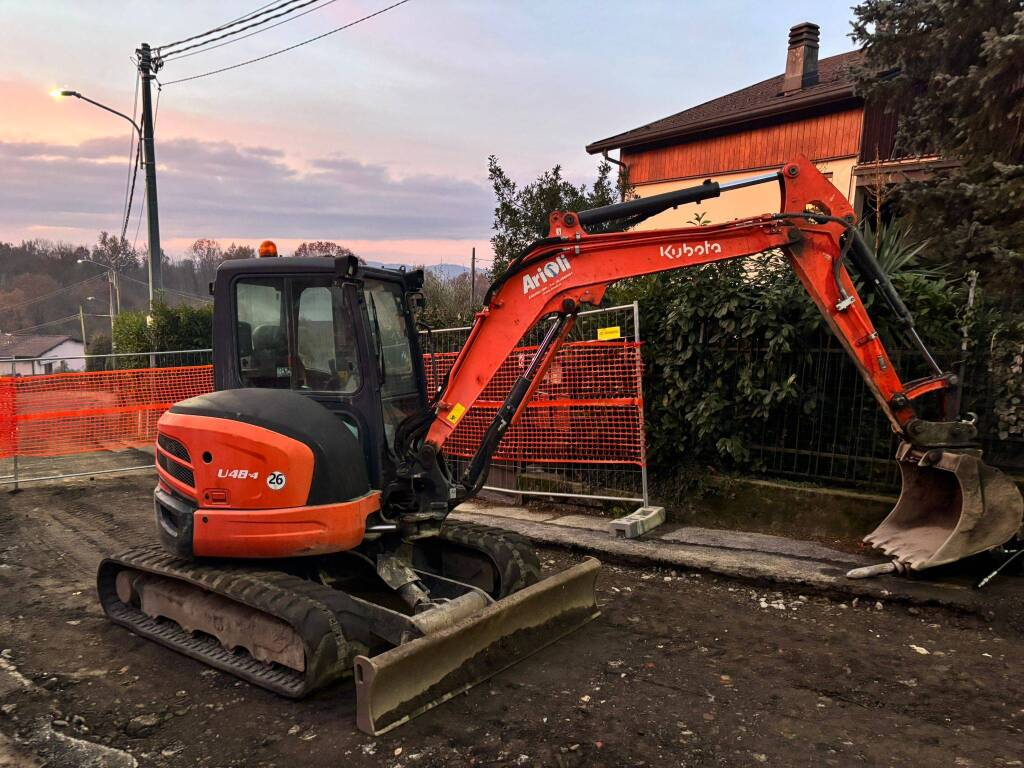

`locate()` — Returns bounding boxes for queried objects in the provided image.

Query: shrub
[626,235,964,475]
[112,301,213,366]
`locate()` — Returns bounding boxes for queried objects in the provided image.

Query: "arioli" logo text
[522,255,572,294]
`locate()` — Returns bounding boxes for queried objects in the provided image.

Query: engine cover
[153,389,372,557]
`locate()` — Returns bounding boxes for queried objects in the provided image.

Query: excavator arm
[414,155,1022,573]
[426,156,942,458]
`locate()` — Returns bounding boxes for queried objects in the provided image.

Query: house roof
[0,334,77,359]
[587,49,863,154]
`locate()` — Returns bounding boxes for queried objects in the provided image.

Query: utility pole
[79,305,87,354]
[136,43,162,309]
[470,247,476,309]
[106,269,117,337]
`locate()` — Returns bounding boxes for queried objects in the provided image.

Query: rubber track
[97,544,353,698]
[439,521,542,598]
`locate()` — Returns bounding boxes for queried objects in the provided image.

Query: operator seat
[251,324,288,386]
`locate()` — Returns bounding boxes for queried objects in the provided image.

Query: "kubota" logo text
[660,241,722,260]
[522,255,571,294]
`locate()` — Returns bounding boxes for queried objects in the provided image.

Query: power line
[222,0,285,26]
[163,0,343,63]
[120,73,140,232]
[3,314,86,335]
[120,142,142,243]
[156,0,309,53]
[162,0,413,86]
[131,181,148,253]
[160,0,322,58]
[0,274,109,315]
[163,287,214,303]
[118,273,213,303]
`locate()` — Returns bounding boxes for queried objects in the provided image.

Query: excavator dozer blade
[353,556,601,736]
[862,443,1023,571]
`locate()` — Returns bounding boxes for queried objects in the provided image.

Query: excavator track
[437,520,542,597]
[97,544,354,698]
[99,535,601,735]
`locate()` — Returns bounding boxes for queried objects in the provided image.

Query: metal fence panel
[423,304,648,505]
[0,350,212,487]
[731,333,1021,491]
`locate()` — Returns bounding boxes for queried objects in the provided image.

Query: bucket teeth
[861,442,1023,572]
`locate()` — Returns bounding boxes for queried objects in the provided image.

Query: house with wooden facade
[586,22,944,229]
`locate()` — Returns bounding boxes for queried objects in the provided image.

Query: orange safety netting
[426,341,645,465]
[0,340,644,466]
[0,366,213,458]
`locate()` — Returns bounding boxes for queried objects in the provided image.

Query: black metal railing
[713,333,1021,492]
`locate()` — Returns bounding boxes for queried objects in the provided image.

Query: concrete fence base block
[609,506,666,539]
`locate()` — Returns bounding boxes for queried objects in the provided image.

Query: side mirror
[334,254,360,282]
[407,291,426,313]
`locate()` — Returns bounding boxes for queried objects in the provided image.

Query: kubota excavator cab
[214,255,426,489]
[153,255,431,558]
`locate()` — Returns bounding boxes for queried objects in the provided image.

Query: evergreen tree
[851,0,1024,286]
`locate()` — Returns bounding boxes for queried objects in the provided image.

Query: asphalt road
[1,474,1022,767]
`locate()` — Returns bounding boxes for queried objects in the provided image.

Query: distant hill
[366,261,470,279]
[427,263,470,279]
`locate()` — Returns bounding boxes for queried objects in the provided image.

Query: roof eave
[586,84,859,155]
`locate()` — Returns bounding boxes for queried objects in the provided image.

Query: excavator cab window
[363,280,419,449]
[235,276,361,393]
[236,279,288,388]
[295,284,361,393]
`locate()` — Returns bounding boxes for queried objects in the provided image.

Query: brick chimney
[783,22,820,94]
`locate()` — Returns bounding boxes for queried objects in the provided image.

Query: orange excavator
[97,156,1022,734]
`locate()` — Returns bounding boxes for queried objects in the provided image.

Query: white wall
[630,157,859,231]
[2,339,86,376]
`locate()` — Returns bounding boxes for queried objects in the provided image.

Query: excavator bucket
[861,442,1023,571]
[354,556,601,735]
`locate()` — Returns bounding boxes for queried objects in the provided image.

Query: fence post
[633,300,650,507]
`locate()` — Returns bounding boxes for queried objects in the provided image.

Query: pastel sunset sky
[1,0,855,266]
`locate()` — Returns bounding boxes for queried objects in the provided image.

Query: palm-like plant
[860,219,943,279]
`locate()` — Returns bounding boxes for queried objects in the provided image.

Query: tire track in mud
[0,477,155,608]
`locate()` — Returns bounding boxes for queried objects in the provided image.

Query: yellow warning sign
[597,326,622,341]
[446,402,467,425]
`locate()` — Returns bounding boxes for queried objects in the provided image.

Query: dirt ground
[1,475,1023,768]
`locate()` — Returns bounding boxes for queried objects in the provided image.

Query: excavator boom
[418,155,1021,573]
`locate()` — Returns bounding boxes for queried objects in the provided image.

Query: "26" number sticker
[266,471,287,491]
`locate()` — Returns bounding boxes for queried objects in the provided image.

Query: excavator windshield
[235,276,362,393]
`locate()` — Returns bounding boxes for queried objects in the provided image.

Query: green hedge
[613,250,967,476]
[112,301,212,365]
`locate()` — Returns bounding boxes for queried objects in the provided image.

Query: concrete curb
[450,507,992,613]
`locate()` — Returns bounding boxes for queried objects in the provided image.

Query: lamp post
[52,86,162,309]
[77,258,117,339]
[79,296,114,369]
[50,89,141,135]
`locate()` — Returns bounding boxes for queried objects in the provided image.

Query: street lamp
[53,85,161,309]
[51,89,141,137]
